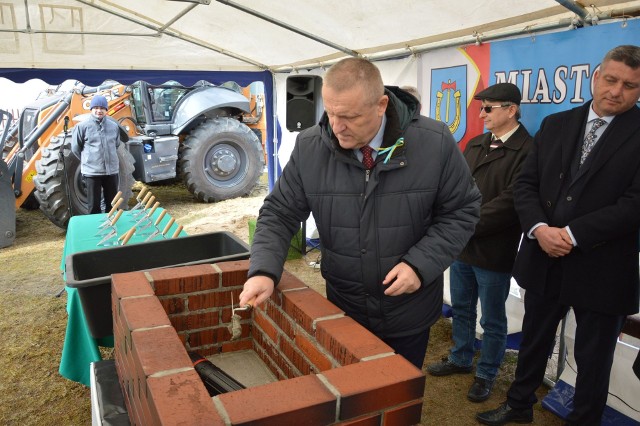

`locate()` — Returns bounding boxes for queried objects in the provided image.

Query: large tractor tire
[33,133,135,229]
[179,117,264,202]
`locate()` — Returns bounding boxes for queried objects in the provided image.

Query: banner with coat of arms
[419,19,640,151]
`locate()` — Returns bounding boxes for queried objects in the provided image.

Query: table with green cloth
[58,208,185,386]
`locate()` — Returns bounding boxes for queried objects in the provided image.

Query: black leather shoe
[467,377,494,402]
[426,357,472,376]
[476,402,533,425]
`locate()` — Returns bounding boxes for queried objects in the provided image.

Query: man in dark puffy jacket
[240,58,481,368]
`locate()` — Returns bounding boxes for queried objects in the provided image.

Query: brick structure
[112,260,426,425]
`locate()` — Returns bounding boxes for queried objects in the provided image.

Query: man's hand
[383,262,421,296]
[239,275,275,307]
[533,225,573,257]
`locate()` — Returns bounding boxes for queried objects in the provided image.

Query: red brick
[158,296,185,315]
[132,386,157,426]
[277,270,309,292]
[193,346,219,357]
[220,306,233,325]
[295,332,335,372]
[188,289,235,311]
[112,271,154,299]
[280,337,311,376]
[265,303,296,340]
[121,296,172,331]
[253,336,295,380]
[321,355,425,420]
[175,332,187,346]
[131,327,192,377]
[113,313,127,351]
[170,311,219,332]
[221,338,253,353]
[275,353,299,380]
[148,264,219,296]
[254,310,279,344]
[147,369,224,425]
[216,259,250,286]
[254,345,281,380]
[282,288,344,335]
[316,316,394,365]
[217,375,336,425]
[382,399,423,426]
[187,328,215,347]
[130,403,144,426]
[187,326,228,347]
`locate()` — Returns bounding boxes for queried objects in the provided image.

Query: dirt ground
[0,176,565,425]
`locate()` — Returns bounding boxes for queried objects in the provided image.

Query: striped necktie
[489,137,503,150]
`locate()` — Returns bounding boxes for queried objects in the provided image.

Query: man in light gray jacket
[71,95,121,214]
[240,58,481,368]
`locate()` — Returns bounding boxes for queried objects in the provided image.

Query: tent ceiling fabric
[1,0,639,73]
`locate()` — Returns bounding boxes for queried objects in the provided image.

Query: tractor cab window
[150,85,188,122]
[130,85,147,125]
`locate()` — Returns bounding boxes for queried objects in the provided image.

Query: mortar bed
[208,349,277,388]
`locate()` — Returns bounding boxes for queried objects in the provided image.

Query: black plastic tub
[65,231,250,338]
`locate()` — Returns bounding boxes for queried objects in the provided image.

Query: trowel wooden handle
[154,210,167,226]
[111,209,124,225]
[236,296,257,311]
[144,195,156,210]
[245,296,257,309]
[140,191,152,205]
[120,227,136,245]
[107,198,123,217]
[147,201,160,217]
[171,225,183,239]
[111,191,122,206]
[161,217,175,236]
[136,186,148,201]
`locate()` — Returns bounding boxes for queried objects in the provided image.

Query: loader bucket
[0,159,15,248]
[0,109,16,248]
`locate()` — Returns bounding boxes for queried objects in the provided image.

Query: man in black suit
[477,44,640,425]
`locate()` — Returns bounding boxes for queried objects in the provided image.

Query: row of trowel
[95,186,183,246]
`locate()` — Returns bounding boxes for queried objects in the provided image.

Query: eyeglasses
[480,104,512,113]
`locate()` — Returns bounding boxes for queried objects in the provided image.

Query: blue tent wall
[0,68,277,190]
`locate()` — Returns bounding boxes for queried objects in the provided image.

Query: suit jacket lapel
[563,104,590,179]
[587,106,640,175]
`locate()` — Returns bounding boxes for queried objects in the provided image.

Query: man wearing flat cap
[427,82,532,403]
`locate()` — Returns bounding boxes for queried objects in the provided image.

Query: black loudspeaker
[286,75,323,132]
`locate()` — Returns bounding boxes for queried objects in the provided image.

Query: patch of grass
[0,292,90,425]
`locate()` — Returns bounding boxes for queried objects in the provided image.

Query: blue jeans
[448,260,511,381]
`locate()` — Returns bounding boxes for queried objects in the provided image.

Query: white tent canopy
[2,0,640,75]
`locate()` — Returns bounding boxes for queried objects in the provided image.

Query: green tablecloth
[59,208,185,386]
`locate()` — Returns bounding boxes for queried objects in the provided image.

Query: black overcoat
[513,102,640,315]
[459,125,533,272]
